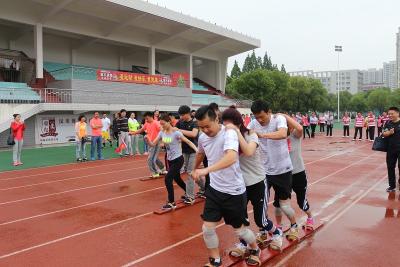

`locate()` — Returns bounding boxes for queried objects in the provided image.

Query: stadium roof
[0,0,260,59]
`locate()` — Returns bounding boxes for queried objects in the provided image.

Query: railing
[34,88,191,104]
[48,66,97,81]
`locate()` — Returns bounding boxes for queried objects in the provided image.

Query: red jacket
[11,121,26,141]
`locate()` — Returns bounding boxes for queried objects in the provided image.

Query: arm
[258,127,287,140]
[146,135,160,147]
[181,135,198,153]
[192,150,237,181]
[283,114,302,138]
[194,152,205,170]
[225,124,257,156]
[177,127,199,138]
[383,128,395,137]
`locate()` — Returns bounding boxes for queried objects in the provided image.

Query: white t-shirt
[198,125,245,195]
[101,117,111,131]
[248,115,293,175]
[239,132,265,186]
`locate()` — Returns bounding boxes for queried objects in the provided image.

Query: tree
[256,56,263,70]
[262,51,273,70]
[367,88,390,113]
[280,64,286,73]
[349,92,368,113]
[389,89,400,108]
[230,60,241,79]
[339,91,352,113]
[228,69,275,101]
[242,55,252,73]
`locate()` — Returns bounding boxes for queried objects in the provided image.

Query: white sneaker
[229,242,248,258]
[269,229,283,250]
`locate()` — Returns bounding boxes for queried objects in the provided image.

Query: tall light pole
[335,45,342,122]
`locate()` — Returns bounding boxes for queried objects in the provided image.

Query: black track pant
[310,124,317,138]
[320,123,325,132]
[368,126,375,141]
[246,180,273,231]
[386,150,400,189]
[303,126,310,138]
[326,125,333,136]
[165,156,186,203]
[343,125,350,137]
[354,127,362,139]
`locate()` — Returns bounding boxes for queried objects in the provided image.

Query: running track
[0,133,399,267]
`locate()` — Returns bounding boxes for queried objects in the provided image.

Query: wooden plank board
[153,197,205,215]
[223,221,324,267]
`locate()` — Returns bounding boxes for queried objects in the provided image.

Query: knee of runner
[279,199,295,218]
[234,227,256,245]
[202,224,219,249]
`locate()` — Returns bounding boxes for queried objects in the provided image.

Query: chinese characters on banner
[96,69,189,88]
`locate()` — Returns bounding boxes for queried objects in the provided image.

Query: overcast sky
[148,0,399,73]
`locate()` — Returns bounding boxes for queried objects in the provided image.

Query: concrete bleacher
[192,93,235,107]
[0,82,40,103]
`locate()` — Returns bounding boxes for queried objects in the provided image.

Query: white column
[34,23,44,79]
[8,40,16,50]
[187,54,193,89]
[148,46,155,75]
[71,49,77,65]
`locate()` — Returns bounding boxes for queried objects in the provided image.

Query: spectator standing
[309,112,318,138]
[128,112,141,155]
[10,114,26,166]
[117,109,130,156]
[342,112,351,138]
[383,107,400,192]
[89,112,103,160]
[75,115,88,162]
[101,113,112,148]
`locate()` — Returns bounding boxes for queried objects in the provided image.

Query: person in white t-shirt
[192,105,261,267]
[248,100,299,241]
[101,113,112,148]
[222,107,283,256]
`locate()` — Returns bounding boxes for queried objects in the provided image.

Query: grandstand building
[0,0,260,146]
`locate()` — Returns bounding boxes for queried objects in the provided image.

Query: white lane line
[0,211,154,260]
[0,167,147,191]
[0,147,377,261]
[0,175,149,206]
[0,186,165,226]
[274,175,387,267]
[0,158,148,181]
[120,153,377,266]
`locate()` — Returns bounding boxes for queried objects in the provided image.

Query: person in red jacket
[10,114,26,166]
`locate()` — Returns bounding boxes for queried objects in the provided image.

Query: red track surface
[0,133,399,267]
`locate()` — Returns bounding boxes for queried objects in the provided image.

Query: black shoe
[162,202,176,210]
[386,187,396,193]
[183,196,195,205]
[82,158,87,161]
[206,257,222,267]
[196,190,206,199]
[76,158,82,162]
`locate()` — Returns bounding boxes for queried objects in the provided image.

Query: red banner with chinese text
[96,69,189,88]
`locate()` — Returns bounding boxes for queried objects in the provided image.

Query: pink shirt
[367,115,375,127]
[143,120,161,142]
[302,117,310,126]
[90,118,103,136]
[342,116,351,126]
[355,116,364,127]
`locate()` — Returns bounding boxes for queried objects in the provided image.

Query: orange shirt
[90,118,103,137]
[143,120,161,142]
